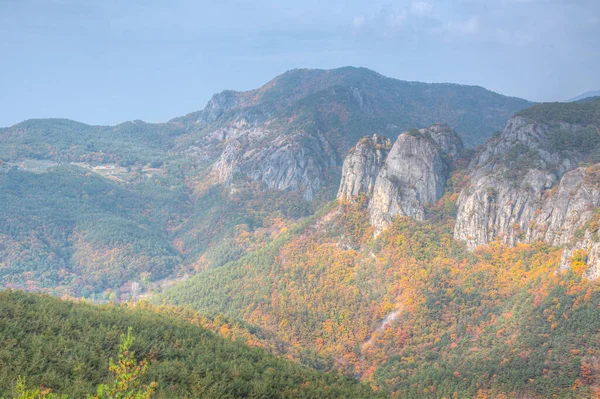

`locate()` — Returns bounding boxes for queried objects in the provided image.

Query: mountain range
[3,67,600,398]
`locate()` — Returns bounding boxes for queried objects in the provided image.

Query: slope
[0,290,383,398]
[0,166,188,297]
[159,102,600,397]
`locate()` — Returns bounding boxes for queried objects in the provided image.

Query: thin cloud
[444,16,480,36]
[411,1,433,17]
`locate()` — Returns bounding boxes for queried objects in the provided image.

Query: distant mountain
[576,95,600,104]
[174,67,532,202]
[568,90,600,103]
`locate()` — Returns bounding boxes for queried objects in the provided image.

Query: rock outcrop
[337,135,392,201]
[454,113,600,277]
[338,125,463,234]
[213,129,337,201]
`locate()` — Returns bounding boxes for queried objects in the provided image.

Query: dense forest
[0,290,383,398]
[0,166,188,297]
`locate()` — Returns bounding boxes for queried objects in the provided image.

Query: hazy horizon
[1,0,598,127]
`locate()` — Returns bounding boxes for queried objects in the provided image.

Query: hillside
[0,290,383,398]
[159,100,600,398]
[158,184,600,398]
[0,165,189,297]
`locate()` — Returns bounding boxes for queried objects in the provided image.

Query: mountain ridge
[568,90,600,102]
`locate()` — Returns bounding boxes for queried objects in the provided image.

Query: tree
[90,328,157,399]
[9,377,67,399]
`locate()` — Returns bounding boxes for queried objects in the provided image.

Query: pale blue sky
[1,0,598,127]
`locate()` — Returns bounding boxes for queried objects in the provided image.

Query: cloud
[444,16,480,36]
[410,1,433,17]
[382,6,407,30]
[352,15,366,34]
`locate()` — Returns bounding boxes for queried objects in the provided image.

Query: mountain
[176,67,530,200]
[0,67,532,298]
[454,99,600,277]
[13,68,600,398]
[0,290,381,398]
[568,90,600,103]
[158,99,600,398]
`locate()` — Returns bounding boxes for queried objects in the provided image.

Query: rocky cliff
[454,100,600,277]
[214,129,337,201]
[337,135,392,201]
[369,125,463,232]
[338,125,463,233]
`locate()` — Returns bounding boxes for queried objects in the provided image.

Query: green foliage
[92,328,157,399]
[0,290,382,399]
[516,98,600,126]
[548,125,600,154]
[0,167,184,295]
[3,376,67,399]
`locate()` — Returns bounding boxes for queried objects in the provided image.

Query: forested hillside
[0,290,383,398]
[0,166,188,297]
[160,165,600,398]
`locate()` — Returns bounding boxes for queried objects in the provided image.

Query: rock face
[183,107,337,200]
[454,114,600,277]
[214,130,337,201]
[338,125,463,234]
[337,135,392,201]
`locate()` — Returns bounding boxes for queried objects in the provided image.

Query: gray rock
[454,115,600,276]
[197,91,241,123]
[369,131,448,233]
[337,125,463,234]
[426,124,464,160]
[213,129,337,201]
[337,135,392,201]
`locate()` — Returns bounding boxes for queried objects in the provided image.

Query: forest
[0,290,382,398]
[160,167,600,398]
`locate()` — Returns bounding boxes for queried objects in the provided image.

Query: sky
[1,0,598,127]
